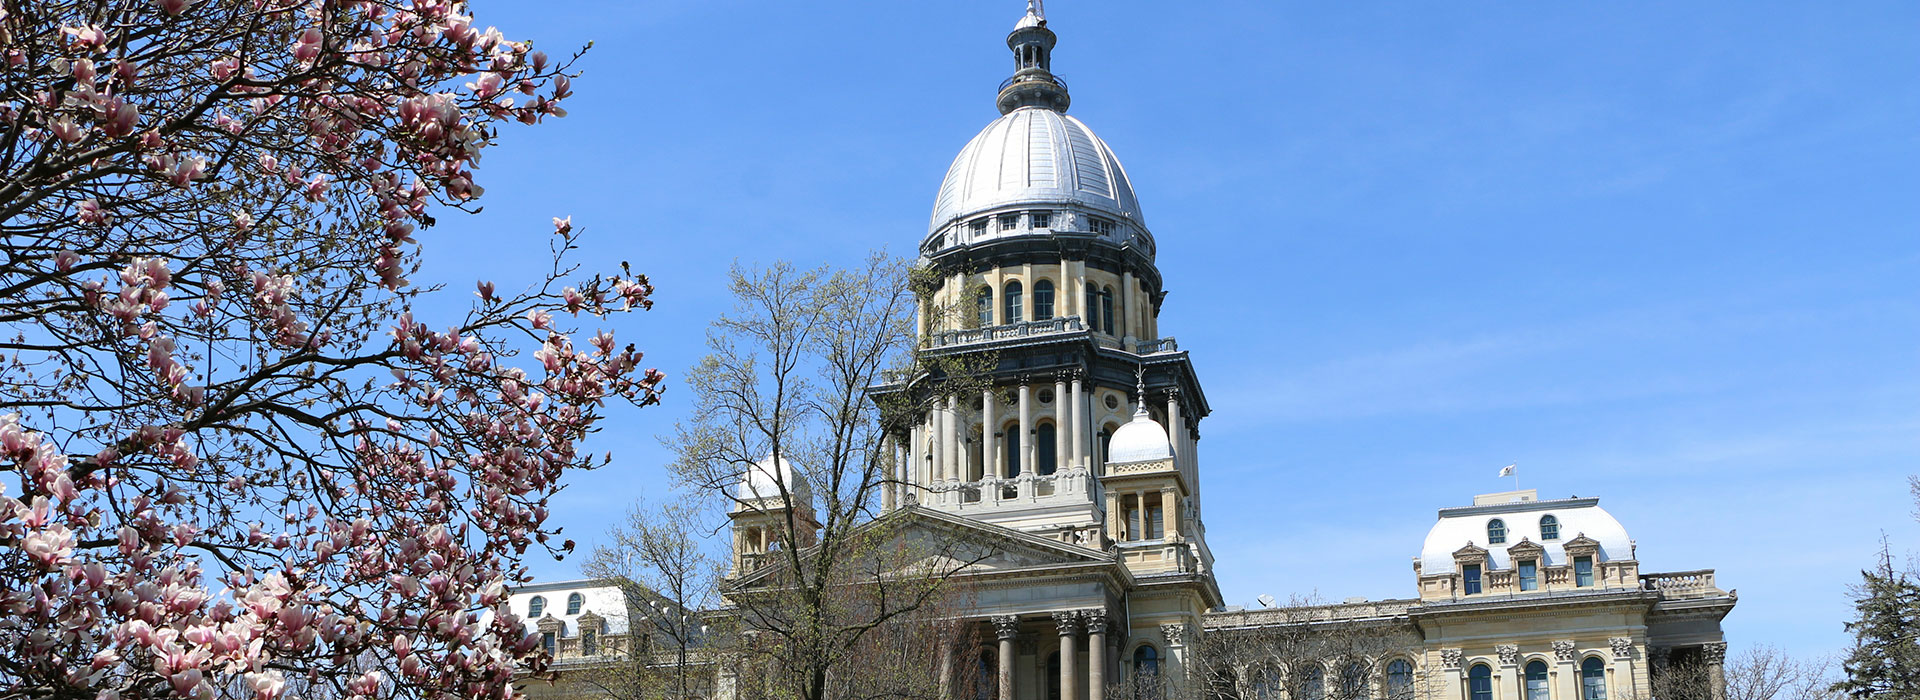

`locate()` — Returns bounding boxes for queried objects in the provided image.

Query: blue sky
[418,1,1918,658]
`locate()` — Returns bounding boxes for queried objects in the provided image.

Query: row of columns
[907,375,1097,487]
[1105,486,1181,543]
[950,257,1157,341]
[987,608,1110,700]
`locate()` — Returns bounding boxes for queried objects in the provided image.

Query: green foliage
[1833,544,1920,698]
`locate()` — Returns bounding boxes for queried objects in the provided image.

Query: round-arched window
[1581,657,1608,700]
[1469,664,1493,700]
[1004,281,1024,324]
[1386,659,1415,700]
[528,595,546,618]
[1525,660,1550,700]
[1301,665,1326,700]
[1034,280,1055,320]
[1133,645,1160,678]
[1488,519,1508,545]
[1340,661,1370,700]
[566,592,584,615]
[1540,514,1560,541]
[1036,423,1058,475]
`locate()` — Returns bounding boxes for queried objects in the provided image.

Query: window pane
[566,593,583,615]
[1520,560,1538,591]
[1469,665,1493,700]
[1035,280,1055,320]
[1582,657,1608,700]
[1541,515,1560,540]
[977,289,993,326]
[529,596,545,618]
[1575,556,1594,587]
[1464,564,1482,595]
[1146,502,1163,539]
[1387,660,1414,700]
[1488,519,1507,544]
[1037,424,1057,475]
[1005,282,1023,323]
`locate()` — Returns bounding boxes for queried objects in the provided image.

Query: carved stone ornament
[992,615,1021,641]
[1160,622,1189,647]
[1609,637,1634,660]
[1052,610,1082,636]
[1496,644,1520,666]
[1702,641,1728,664]
[1441,649,1464,670]
[1552,641,1577,662]
[1083,608,1109,635]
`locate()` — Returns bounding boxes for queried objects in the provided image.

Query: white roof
[928,107,1143,237]
[736,454,810,509]
[1418,496,1632,574]
[506,580,632,635]
[1107,404,1172,464]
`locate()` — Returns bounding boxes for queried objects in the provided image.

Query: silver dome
[928,107,1144,238]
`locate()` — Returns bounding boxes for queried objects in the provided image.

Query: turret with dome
[872,1,1217,591]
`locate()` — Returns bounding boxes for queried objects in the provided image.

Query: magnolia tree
[0,2,663,699]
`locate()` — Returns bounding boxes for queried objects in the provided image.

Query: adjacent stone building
[514,4,1735,699]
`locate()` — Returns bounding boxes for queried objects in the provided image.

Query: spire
[1134,366,1150,418]
[998,1,1070,114]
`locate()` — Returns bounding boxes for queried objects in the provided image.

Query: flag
[1498,463,1516,478]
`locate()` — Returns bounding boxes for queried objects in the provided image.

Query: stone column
[1055,612,1081,700]
[1105,490,1121,542]
[1496,644,1519,700]
[946,394,961,483]
[1070,375,1085,471]
[939,640,955,698]
[993,616,1020,700]
[1161,488,1179,541]
[1553,641,1578,700]
[983,388,999,480]
[1019,383,1034,474]
[1703,642,1728,700]
[1120,271,1136,342]
[1165,388,1183,476]
[1609,638,1636,700]
[882,433,897,512]
[1441,649,1465,700]
[1054,376,1069,473]
[1086,609,1108,700]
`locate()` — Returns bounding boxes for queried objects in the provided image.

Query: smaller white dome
[736,454,811,508]
[1107,406,1172,464]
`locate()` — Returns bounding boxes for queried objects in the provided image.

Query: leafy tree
[0,1,663,698]
[663,256,992,700]
[1832,543,1920,698]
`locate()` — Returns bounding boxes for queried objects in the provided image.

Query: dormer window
[1031,211,1051,229]
[1088,217,1116,235]
[1575,556,1595,587]
[1540,515,1560,540]
[566,592,584,615]
[1488,519,1507,545]
[1518,559,1539,591]
[1463,564,1482,595]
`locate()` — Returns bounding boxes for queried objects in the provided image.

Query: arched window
[1005,281,1024,323]
[566,592,584,615]
[977,287,993,327]
[1487,519,1507,545]
[528,595,546,618]
[975,651,996,700]
[1525,660,1549,700]
[1302,665,1326,700]
[1036,423,1057,475]
[1132,645,1160,679]
[1005,425,1022,477]
[1386,659,1415,700]
[1469,664,1493,700]
[1581,657,1607,700]
[1340,661,1370,700]
[1540,514,1560,541]
[1034,280,1055,320]
[1086,286,1100,331]
[1250,666,1282,700]
[1100,287,1116,335]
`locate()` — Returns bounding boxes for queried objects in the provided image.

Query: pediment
[1507,538,1545,558]
[727,507,1113,591]
[1563,533,1601,551]
[1453,541,1488,559]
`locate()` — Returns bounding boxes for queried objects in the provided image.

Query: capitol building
[513,5,1735,700]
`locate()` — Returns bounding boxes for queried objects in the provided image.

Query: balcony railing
[999,74,1068,93]
[1641,570,1721,598]
[930,317,1084,348]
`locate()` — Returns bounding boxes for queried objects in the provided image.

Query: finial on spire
[1134,366,1148,414]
